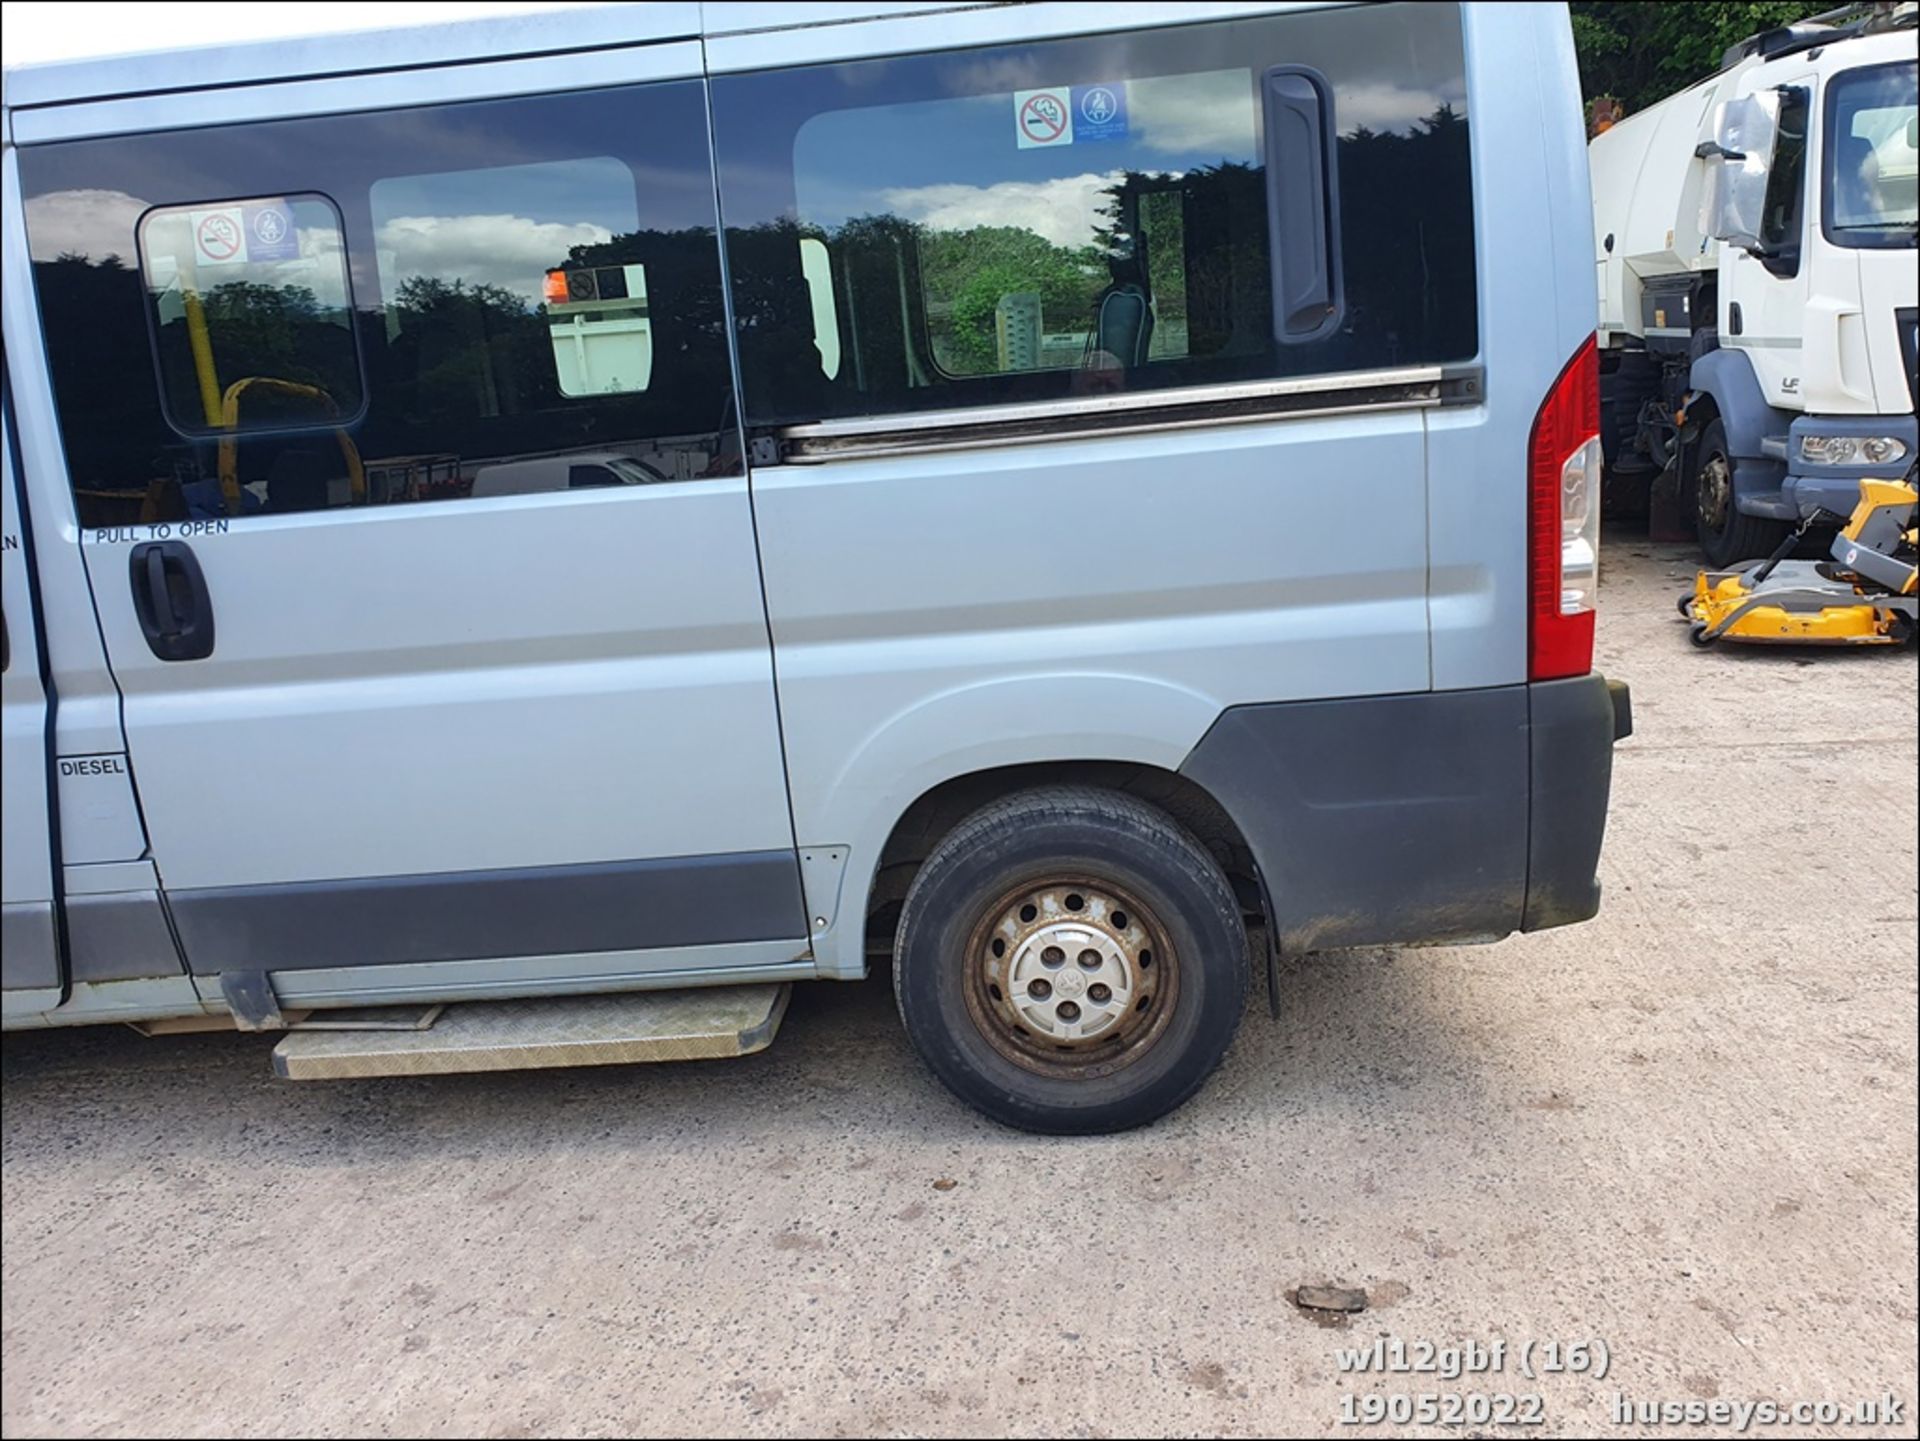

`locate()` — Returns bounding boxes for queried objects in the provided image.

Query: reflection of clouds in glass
[374,214,613,305]
[1339,81,1467,135]
[1131,71,1257,157]
[25,187,148,262]
[881,171,1125,248]
[949,55,1052,96]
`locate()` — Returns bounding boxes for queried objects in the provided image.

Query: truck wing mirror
[1701,93,1781,253]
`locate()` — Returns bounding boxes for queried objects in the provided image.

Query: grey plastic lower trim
[167,850,807,975]
[256,939,812,1009]
[1,900,59,990]
[1182,686,1531,953]
[1524,674,1619,932]
[67,890,188,982]
[1180,680,1622,952]
[2,975,208,1030]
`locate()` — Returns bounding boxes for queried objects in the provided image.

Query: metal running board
[271,985,790,1081]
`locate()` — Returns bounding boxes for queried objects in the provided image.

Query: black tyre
[1693,417,1789,567]
[893,786,1249,1135]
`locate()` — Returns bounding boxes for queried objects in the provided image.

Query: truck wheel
[893,786,1249,1135]
[1694,418,1788,567]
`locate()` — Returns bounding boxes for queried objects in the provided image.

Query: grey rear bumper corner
[1522,673,1626,933]
[1178,674,1627,953]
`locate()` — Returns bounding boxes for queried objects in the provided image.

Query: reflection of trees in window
[917,227,1103,375]
[738,102,1474,420]
[565,225,737,451]
[362,225,739,473]
[153,277,359,426]
[1334,104,1476,369]
[1137,190,1189,360]
[728,215,870,408]
[1093,163,1267,361]
[385,276,546,424]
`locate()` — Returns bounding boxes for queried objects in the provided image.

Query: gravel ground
[3,535,1915,1439]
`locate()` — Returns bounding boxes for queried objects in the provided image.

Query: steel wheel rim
[961,875,1180,1079]
[1698,450,1733,531]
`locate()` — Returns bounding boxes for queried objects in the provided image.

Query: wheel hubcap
[1698,452,1732,531]
[963,878,1178,1078]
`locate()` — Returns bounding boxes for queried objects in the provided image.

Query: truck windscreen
[1824,61,1919,248]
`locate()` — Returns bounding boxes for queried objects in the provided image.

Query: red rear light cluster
[1528,336,1601,681]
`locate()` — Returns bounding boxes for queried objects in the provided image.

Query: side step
[271,985,790,1081]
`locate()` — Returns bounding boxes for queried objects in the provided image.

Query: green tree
[388,275,543,422]
[916,225,1103,373]
[1571,2,1831,114]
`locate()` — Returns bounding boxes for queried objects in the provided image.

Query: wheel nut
[1027,978,1052,1000]
[1041,946,1065,967]
[1078,948,1101,969]
[1088,983,1112,1003]
[1056,1001,1081,1022]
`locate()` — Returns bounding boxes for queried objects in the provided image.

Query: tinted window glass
[139,195,361,436]
[1758,86,1810,274]
[21,81,736,529]
[711,3,1475,428]
[371,158,657,400]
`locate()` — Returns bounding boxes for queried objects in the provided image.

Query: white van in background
[1,2,1626,1133]
[470,452,669,497]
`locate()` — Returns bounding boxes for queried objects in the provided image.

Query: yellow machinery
[1680,473,1918,647]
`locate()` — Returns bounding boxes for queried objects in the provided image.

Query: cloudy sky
[371,157,637,304]
[798,70,1261,248]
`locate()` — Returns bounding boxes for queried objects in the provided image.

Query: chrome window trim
[770,364,1479,464]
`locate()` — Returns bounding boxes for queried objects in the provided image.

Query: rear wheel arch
[864,762,1263,961]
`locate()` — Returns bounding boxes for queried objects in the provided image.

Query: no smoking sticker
[190,207,246,267]
[1014,88,1073,149]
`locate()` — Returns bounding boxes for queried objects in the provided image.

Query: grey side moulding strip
[166,850,809,974]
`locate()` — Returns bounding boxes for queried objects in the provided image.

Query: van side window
[711,1,1476,429]
[20,80,738,529]
[371,158,654,401]
[137,196,362,438]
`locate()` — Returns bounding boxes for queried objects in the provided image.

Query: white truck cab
[1592,7,1918,565]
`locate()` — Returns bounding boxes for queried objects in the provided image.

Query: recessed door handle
[128,541,215,661]
[144,547,176,633]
